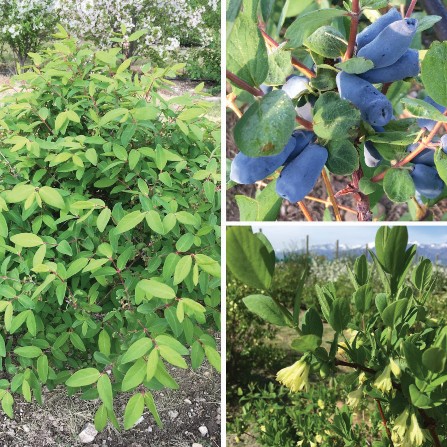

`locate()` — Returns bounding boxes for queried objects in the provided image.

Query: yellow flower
[390,358,401,378]
[317,399,325,409]
[346,387,363,408]
[409,413,426,446]
[358,372,367,385]
[391,408,409,443]
[373,364,392,393]
[315,434,323,443]
[276,358,310,392]
[260,425,266,433]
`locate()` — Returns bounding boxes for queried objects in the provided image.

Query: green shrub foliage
[227,226,447,446]
[0,29,221,430]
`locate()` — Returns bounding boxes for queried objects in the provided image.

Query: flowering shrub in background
[0,0,58,65]
[0,0,220,81]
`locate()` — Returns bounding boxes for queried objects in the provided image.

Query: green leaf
[0,334,5,357]
[194,254,221,278]
[1,392,13,418]
[122,358,146,391]
[144,391,163,428]
[383,169,415,203]
[97,374,114,410]
[381,299,409,327]
[434,148,447,185]
[37,355,48,383]
[304,26,347,58]
[422,347,446,374]
[14,346,42,358]
[146,348,159,382]
[409,384,432,409]
[115,211,145,234]
[421,41,447,107]
[94,404,108,432]
[97,208,111,232]
[234,90,296,157]
[226,226,275,289]
[243,294,288,326]
[264,48,293,86]
[128,29,148,42]
[66,258,89,278]
[335,57,375,74]
[10,233,44,248]
[123,393,144,430]
[204,345,221,372]
[285,8,346,48]
[313,92,361,140]
[326,141,359,175]
[329,297,350,333]
[227,13,268,87]
[401,98,447,122]
[174,255,192,285]
[159,345,187,369]
[236,179,282,221]
[121,338,153,364]
[176,233,195,252]
[137,279,176,299]
[66,368,101,387]
[291,335,322,352]
[145,210,165,234]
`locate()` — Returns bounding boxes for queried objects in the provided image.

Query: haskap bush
[0,28,221,430]
[227,1,447,221]
[227,226,447,446]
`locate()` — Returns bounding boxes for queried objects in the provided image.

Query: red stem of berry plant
[406,0,418,17]
[371,111,447,183]
[259,28,317,79]
[343,0,360,61]
[226,70,264,97]
[375,400,394,446]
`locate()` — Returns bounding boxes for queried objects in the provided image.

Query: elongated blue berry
[356,8,402,50]
[230,131,315,184]
[364,141,382,167]
[407,143,434,167]
[411,164,444,199]
[276,144,328,202]
[360,50,419,84]
[336,72,393,126]
[282,75,309,99]
[418,96,446,131]
[357,18,418,69]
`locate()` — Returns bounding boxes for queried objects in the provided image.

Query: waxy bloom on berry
[276,358,310,392]
[373,364,392,393]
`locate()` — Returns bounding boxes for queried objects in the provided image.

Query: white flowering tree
[0,0,59,65]
[57,0,219,60]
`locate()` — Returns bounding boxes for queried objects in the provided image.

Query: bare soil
[0,357,220,447]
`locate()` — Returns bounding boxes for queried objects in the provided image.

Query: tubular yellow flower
[346,387,363,408]
[358,372,367,385]
[391,407,409,443]
[276,358,310,392]
[317,399,325,409]
[373,364,392,393]
[390,358,401,378]
[409,413,426,446]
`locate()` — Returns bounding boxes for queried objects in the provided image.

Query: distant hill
[277,242,447,265]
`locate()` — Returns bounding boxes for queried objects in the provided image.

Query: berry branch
[375,399,394,446]
[259,28,317,79]
[343,0,361,61]
[297,201,313,221]
[226,70,265,97]
[371,111,447,183]
[406,0,418,17]
[321,169,342,221]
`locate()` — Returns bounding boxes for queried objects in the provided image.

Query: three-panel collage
[1,0,447,446]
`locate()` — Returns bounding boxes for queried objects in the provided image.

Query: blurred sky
[250,225,447,251]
